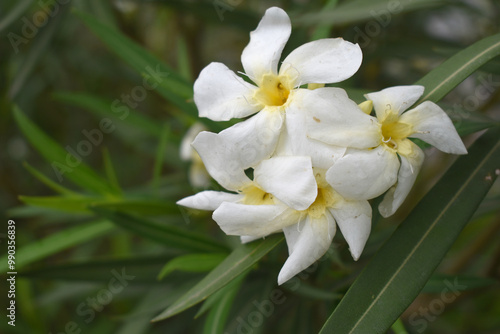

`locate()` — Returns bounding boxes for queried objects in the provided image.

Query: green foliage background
[1,0,499,333]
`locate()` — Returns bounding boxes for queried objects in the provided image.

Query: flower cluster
[178,7,467,285]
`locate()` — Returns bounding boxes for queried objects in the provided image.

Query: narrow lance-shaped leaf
[416,33,500,104]
[319,127,500,334]
[23,162,78,196]
[203,271,248,334]
[74,10,195,115]
[9,3,67,99]
[294,0,446,27]
[20,256,175,282]
[13,106,114,195]
[53,92,163,137]
[152,235,284,321]
[158,253,227,280]
[0,220,114,272]
[91,207,228,253]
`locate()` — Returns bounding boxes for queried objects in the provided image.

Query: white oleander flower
[213,168,371,285]
[180,123,211,188]
[177,156,372,285]
[177,155,318,219]
[305,85,467,217]
[192,6,362,171]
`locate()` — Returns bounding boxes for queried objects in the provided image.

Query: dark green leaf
[13,106,114,195]
[158,253,227,280]
[416,33,500,104]
[152,235,284,321]
[294,0,446,26]
[422,274,498,294]
[74,10,195,115]
[319,127,500,334]
[91,207,228,253]
[0,220,114,272]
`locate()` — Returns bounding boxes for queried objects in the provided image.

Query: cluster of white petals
[178,7,467,285]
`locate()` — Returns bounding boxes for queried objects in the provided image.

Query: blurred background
[1,0,499,333]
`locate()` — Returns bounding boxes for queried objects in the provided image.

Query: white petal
[329,200,372,261]
[254,156,317,211]
[401,101,467,154]
[192,131,251,191]
[280,38,362,85]
[300,88,381,149]
[326,146,399,200]
[278,213,336,285]
[379,140,425,217]
[365,85,424,120]
[241,235,262,244]
[241,7,291,80]
[218,108,285,167]
[177,191,243,211]
[213,202,299,238]
[180,123,206,161]
[276,95,346,169]
[194,62,259,121]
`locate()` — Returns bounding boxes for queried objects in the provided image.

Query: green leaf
[416,33,500,104]
[319,127,500,334]
[52,92,163,137]
[102,148,122,195]
[422,274,498,294]
[0,0,32,33]
[152,235,284,321]
[158,253,227,280]
[92,199,179,216]
[294,0,446,26]
[152,124,170,192]
[158,0,259,31]
[23,162,78,196]
[91,207,228,253]
[19,195,102,213]
[9,3,67,99]
[0,220,114,272]
[390,318,408,334]
[283,281,342,301]
[20,256,174,282]
[74,10,195,114]
[311,0,340,40]
[203,271,247,334]
[13,106,114,195]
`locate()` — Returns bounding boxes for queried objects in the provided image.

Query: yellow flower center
[380,113,412,150]
[241,185,275,205]
[303,169,338,219]
[254,73,293,107]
